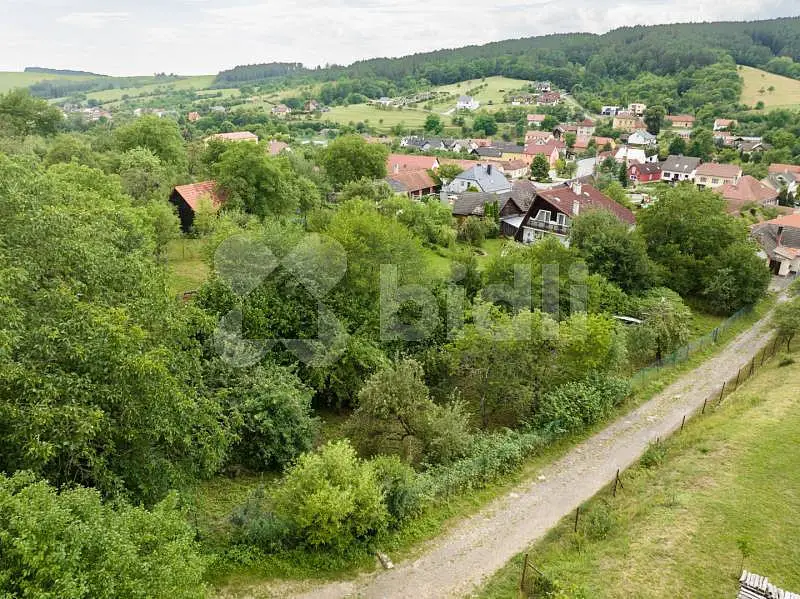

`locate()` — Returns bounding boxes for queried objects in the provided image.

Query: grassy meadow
[429,76,532,111]
[739,65,800,110]
[0,71,98,94]
[476,346,800,599]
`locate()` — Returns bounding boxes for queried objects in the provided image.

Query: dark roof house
[170,181,226,232]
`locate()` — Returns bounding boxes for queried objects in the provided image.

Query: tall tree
[643,105,665,135]
[320,134,388,189]
[424,113,444,134]
[114,115,187,170]
[530,154,550,181]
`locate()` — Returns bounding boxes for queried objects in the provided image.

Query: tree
[530,154,550,181]
[424,113,444,134]
[436,163,465,184]
[667,135,687,156]
[632,287,691,362]
[0,472,207,599]
[44,133,96,167]
[565,132,577,150]
[457,216,485,247]
[0,89,63,137]
[118,147,170,202]
[772,297,800,350]
[569,210,653,294]
[348,359,471,464]
[643,105,665,135]
[272,440,387,549]
[320,134,388,189]
[472,113,498,136]
[618,161,629,187]
[114,115,187,169]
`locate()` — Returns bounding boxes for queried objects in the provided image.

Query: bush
[371,455,425,525]
[537,375,630,435]
[583,500,618,540]
[778,352,796,367]
[272,440,387,549]
[640,442,668,469]
[229,487,290,552]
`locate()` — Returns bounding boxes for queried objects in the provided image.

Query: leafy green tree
[772,297,800,350]
[631,287,692,362]
[436,163,465,184]
[320,134,388,189]
[472,113,498,136]
[348,359,471,464]
[667,135,687,155]
[118,147,170,202]
[643,105,665,135]
[114,115,187,169]
[569,210,653,294]
[44,133,96,167]
[0,89,63,137]
[0,472,207,599]
[618,161,629,187]
[687,128,715,160]
[530,154,550,181]
[424,113,444,134]
[272,440,387,549]
[565,132,577,149]
[457,216,485,247]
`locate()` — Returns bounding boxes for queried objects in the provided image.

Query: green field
[739,65,800,110]
[477,347,800,599]
[165,237,210,295]
[85,74,218,103]
[320,104,432,129]
[0,71,98,94]
[429,76,532,111]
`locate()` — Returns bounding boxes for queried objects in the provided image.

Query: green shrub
[583,500,618,540]
[371,455,425,525]
[272,440,387,549]
[778,352,795,367]
[640,441,668,469]
[537,375,630,435]
[229,487,290,552]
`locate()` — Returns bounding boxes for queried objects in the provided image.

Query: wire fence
[630,305,753,390]
[518,334,783,598]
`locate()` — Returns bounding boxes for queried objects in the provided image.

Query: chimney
[777,226,784,246]
[572,181,582,195]
[573,199,580,216]
[487,164,492,175]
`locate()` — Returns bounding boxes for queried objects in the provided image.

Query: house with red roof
[387,154,440,175]
[523,140,562,167]
[752,213,800,276]
[187,111,201,123]
[718,176,778,213]
[205,131,259,144]
[527,114,547,127]
[628,162,662,183]
[386,170,438,198]
[506,181,635,244]
[713,118,737,131]
[170,181,226,232]
[666,114,696,129]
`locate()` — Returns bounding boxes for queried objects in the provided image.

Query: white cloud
[57,11,130,28]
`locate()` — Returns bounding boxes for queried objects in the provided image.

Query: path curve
[240,306,779,599]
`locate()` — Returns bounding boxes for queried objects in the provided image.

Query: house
[612,112,645,132]
[576,118,595,137]
[592,136,616,151]
[525,130,554,145]
[508,181,635,244]
[497,159,529,179]
[510,92,537,105]
[524,141,561,168]
[627,130,657,147]
[536,91,561,105]
[206,131,259,143]
[457,95,480,110]
[170,181,226,233]
[718,175,778,213]
[386,170,438,198]
[628,102,647,116]
[532,81,552,92]
[471,147,503,159]
[713,118,736,131]
[271,104,291,116]
[187,111,201,123]
[714,131,737,147]
[628,162,662,183]
[493,141,527,162]
[694,163,742,189]
[763,167,799,198]
[448,191,523,219]
[572,135,592,151]
[445,163,512,194]
[601,106,620,116]
[660,155,701,182]
[752,213,800,276]
[666,114,695,129]
[376,97,393,106]
[527,113,547,127]
[387,153,440,174]
[768,163,800,176]
[740,140,770,154]
[614,146,647,166]
[304,99,321,112]
[267,140,290,155]
[737,570,800,599]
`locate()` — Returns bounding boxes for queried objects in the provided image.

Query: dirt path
[235,307,778,599]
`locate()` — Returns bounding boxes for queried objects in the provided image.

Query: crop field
[739,65,800,110]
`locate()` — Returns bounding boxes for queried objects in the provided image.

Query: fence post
[749,357,756,378]
[718,381,726,404]
[734,368,741,389]
[519,553,529,593]
[574,507,580,532]
[680,414,686,432]
[761,347,767,366]
[701,396,708,414]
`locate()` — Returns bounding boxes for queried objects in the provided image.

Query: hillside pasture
[739,65,800,110]
[0,71,99,94]
[429,76,532,111]
[85,75,218,103]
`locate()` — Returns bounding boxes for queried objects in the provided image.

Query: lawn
[476,347,800,599]
[430,76,532,112]
[165,237,210,295]
[0,71,99,94]
[319,104,432,130]
[738,65,800,110]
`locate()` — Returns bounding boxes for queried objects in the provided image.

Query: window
[711,178,719,184]
[556,213,568,226]
[535,209,551,222]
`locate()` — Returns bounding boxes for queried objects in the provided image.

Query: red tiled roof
[439,158,481,171]
[524,141,560,156]
[593,136,615,148]
[527,114,547,122]
[207,131,258,142]
[695,162,742,179]
[173,181,225,212]
[537,183,635,225]
[387,153,439,173]
[666,114,695,123]
[573,135,592,149]
[387,169,437,193]
[578,118,595,127]
[719,175,777,205]
[765,213,800,228]
[268,140,289,155]
[499,159,527,170]
[714,118,735,127]
[768,163,800,175]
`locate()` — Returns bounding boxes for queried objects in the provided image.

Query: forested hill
[214,17,800,89]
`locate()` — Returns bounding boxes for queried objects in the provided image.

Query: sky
[0,0,797,76]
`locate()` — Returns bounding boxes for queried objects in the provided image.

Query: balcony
[530,218,570,236]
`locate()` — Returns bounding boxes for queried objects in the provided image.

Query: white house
[628,102,647,116]
[614,146,647,165]
[627,130,657,147]
[445,163,512,194]
[457,95,480,111]
[660,155,701,182]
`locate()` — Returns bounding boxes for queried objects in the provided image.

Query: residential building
[524,141,561,168]
[576,118,595,137]
[768,163,800,176]
[763,168,799,198]
[694,163,742,189]
[169,181,225,233]
[376,97,393,106]
[445,163,512,194]
[206,131,259,143]
[532,81,552,92]
[507,181,635,244]
[457,95,480,110]
[497,159,529,179]
[718,175,778,213]
[471,146,503,159]
[713,118,737,131]
[740,140,770,154]
[628,102,647,116]
[612,112,645,132]
[304,99,321,112]
[386,170,438,198]
[592,136,616,150]
[271,104,291,116]
[527,113,547,127]
[614,146,647,165]
[752,214,800,276]
[525,130,554,145]
[510,93,537,105]
[187,111,201,122]
[627,130,657,147]
[267,140,290,155]
[448,191,523,219]
[660,155,701,182]
[666,114,696,129]
[628,162,662,183]
[600,105,620,116]
[386,153,440,174]
[536,91,561,105]
[493,141,527,162]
